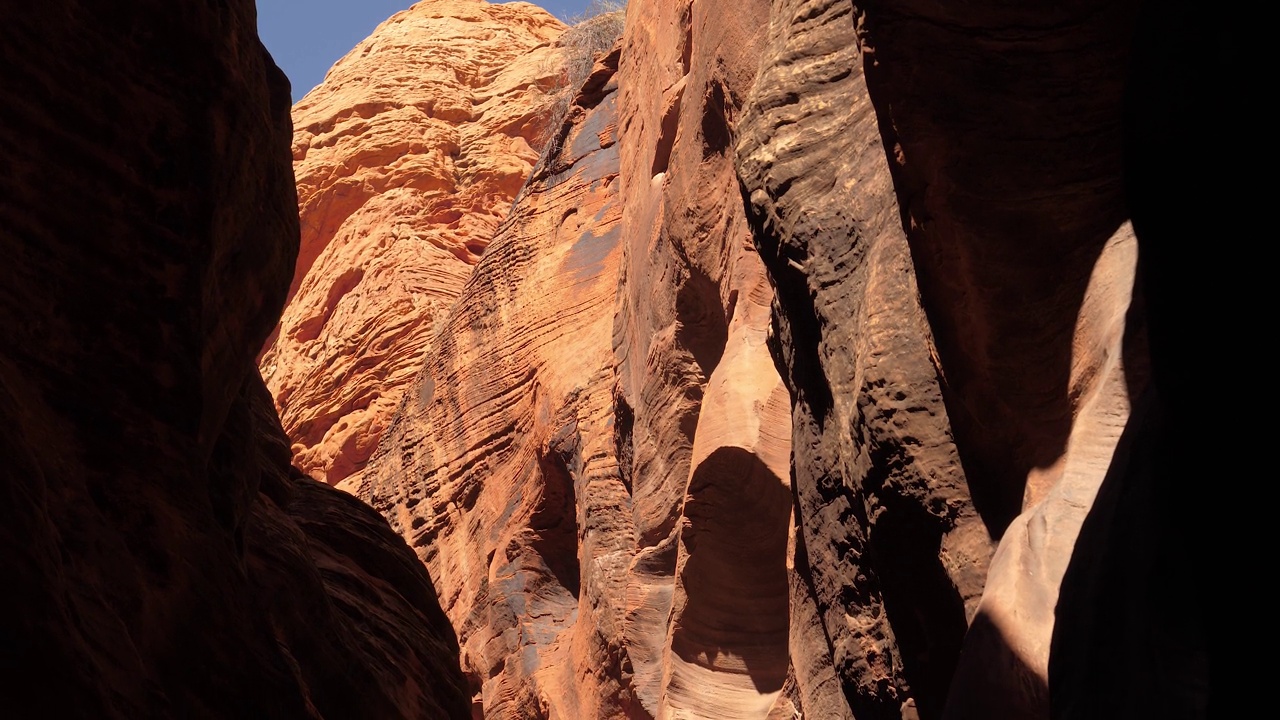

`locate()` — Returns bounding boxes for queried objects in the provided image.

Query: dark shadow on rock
[671,446,792,695]
[944,609,1048,720]
[870,480,970,719]
[856,0,1141,539]
[1049,0,1226,716]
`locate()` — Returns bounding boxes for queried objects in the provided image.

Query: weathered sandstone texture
[0,2,467,718]
[347,0,802,712]
[737,0,1149,717]
[611,0,795,715]
[261,0,566,485]
[736,0,992,714]
[300,0,1217,717]
[347,48,630,717]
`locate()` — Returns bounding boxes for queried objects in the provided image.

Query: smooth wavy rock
[611,0,795,715]
[261,0,566,485]
[736,0,1148,716]
[284,0,1213,715]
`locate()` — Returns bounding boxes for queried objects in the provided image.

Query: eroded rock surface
[349,0,798,710]
[346,49,629,718]
[261,0,565,485]
[737,1,992,714]
[611,0,795,715]
[736,0,1149,717]
[276,0,1213,716]
[0,3,467,717]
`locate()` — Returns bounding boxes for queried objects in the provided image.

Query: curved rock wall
[736,0,1149,717]
[270,0,1216,717]
[1049,2,1227,716]
[735,0,992,714]
[261,0,565,485]
[0,2,468,718]
[611,0,795,715]
[348,0,797,711]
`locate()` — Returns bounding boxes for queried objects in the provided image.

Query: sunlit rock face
[260,0,566,486]
[345,46,631,717]
[345,0,797,709]
[0,1,469,717]
[271,0,1217,716]
[610,0,795,715]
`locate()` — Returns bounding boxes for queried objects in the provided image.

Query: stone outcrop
[346,0,801,713]
[0,0,1223,716]
[260,0,566,485]
[736,0,1150,717]
[736,0,994,714]
[0,3,467,718]
[611,0,795,715]
[346,47,630,717]
[280,0,1218,718]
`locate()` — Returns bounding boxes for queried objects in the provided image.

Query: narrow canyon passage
[1,0,1225,718]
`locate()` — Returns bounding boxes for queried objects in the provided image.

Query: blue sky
[257,0,596,102]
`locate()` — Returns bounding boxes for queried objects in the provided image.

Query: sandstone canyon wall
[0,3,468,718]
[338,0,802,715]
[736,0,1164,715]
[346,47,631,717]
[260,0,566,485]
[271,0,1219,719]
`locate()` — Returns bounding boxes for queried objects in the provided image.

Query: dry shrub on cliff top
[536,1,625,162]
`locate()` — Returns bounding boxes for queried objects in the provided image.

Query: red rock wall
[261,0,566,485]
[736,0,1150,717]
[347,48,629,717]
[347,0,801,714]
[0,2,468,717]
[272,0,1219,717]
[611,0,795,714]
[735,0,992,714]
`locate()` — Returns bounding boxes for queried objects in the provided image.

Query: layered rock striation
[0,2,468,717]
[347,0,799,714]
[0,0,1218,717]
[261,0,566,485]
[347,47,631,717]
[611,0,796,714]
[278,0,1219,717]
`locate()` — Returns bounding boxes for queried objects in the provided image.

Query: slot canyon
[1,0,1230,718]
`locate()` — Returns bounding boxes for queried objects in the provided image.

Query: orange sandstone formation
[2,0,1225,717]
[279,0,1214,717]
[347,0,799,712]
[346,48,631,717]
[261,0,566,485]
[611,0,795,714]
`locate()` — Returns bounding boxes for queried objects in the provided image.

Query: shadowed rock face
[1049,2,1228,718]
[736,0,1151,717]
[735,0,992,715]
[0,2,468,718]
[261,0,566,486]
